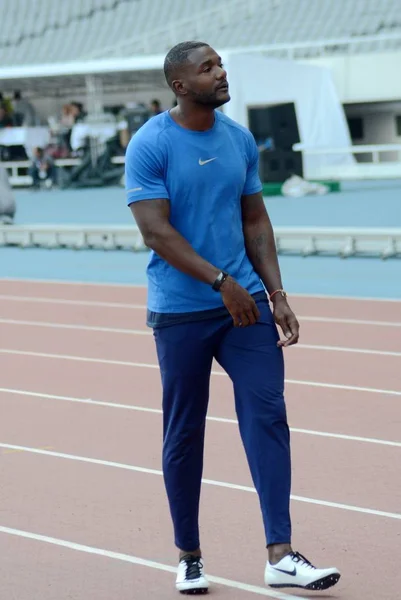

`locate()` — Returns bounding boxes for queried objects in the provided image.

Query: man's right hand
[220,277,260,327]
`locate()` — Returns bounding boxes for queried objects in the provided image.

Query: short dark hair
[164,41,209,89]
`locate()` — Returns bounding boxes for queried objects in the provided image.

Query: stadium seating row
[1,0,401,66]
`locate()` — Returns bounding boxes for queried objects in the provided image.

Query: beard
[189,88,230,108]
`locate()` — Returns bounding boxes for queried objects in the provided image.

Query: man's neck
[170,104,215,131]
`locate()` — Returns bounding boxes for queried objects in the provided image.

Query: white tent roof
[0,54,169,96]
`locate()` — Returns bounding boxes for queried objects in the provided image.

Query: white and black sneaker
[176,555,209,595]
[265,551,341,590]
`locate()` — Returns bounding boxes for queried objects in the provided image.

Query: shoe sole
[269,572,341,590]
[178,588,209,595]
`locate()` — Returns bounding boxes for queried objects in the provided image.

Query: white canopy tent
[222,52,355,176]
[0,54,167,95]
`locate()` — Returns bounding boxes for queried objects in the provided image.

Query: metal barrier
[273,227,401,258]
[0,156,124,186]
[293,143,401,180]
[0,224,145,251]
[1,224,400,258]
[4,144,401,186]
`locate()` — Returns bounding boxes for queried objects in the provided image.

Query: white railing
[0,224,146,251]
[294,143,401,161]
[1,224,400,259]
[0,156,124,187]
[3,143,401,187]
[294,143,401,180]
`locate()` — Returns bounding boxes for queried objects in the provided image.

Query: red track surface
[0,279,400,600]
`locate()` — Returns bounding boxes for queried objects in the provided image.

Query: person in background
[70,102,86,123]
[0,93,14,122]
[29,147,56,190]
[0,104,13,128]
[12,91,37,126]
[150,98,163,116]
[0,163,16,224]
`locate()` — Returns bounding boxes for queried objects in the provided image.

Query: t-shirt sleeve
[242,131,263,196]
[124,132,168,205]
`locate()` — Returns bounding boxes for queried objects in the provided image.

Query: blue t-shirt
[125,109,265,326]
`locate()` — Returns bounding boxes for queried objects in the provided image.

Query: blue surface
[2,247,400,299]
[2,183,401,300]
[12,187,131,226]
[11,181,401,228]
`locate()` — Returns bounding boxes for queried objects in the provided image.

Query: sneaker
[176,555,209,595]
[265,551,341,590]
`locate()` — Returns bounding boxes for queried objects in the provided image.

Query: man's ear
[172,79,187,97]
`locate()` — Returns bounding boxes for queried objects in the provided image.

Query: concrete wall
[302,51,401,103]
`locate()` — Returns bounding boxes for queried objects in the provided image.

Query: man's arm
[241,192,300,345]
[130,199,260,327]
[241,192,284,294]
[130,198,221,285]
[125,138,223,288]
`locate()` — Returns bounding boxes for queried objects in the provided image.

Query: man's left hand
[273,298,300,347]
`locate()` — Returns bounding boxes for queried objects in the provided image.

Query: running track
[0,278,400,599]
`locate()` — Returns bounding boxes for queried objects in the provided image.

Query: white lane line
[290,292,401,303]
[0,277,145,289]
[1,443,400,521]
[1,387,400,448]
[0,294,145,309]
[296,344,401,358]
[0,318,400,357]
[1,348,400,396]
[300,315,401,327]
[0,525,301,600]
[0,294,400,327]
[1,277,401,302]
[0,318,151,335]
[287,427,401,447]
[285,378,401,396]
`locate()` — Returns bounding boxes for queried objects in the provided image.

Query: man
[29,147,56,190]
[12,90,37,126]
[0,163,16,224]
[125,41,341,595]
[149,98,163,116]
[0,104,13,128]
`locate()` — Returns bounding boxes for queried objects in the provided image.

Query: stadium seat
[1,0,400,66]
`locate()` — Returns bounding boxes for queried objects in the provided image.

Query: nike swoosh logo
[199,158,217,166]
[273,567,296,576]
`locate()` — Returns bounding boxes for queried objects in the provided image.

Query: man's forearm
[144,222,221,286]
[243,215,284,295]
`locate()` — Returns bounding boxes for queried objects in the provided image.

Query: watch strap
[212,271,229,291]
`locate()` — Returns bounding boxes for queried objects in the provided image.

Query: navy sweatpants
[153,297,291,551]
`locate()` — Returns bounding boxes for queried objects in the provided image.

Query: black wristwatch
[212,271,229,291]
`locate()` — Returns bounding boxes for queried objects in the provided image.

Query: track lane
[0,299,400,352]
[0,279,400,321]
[1,392,400,514]
[1,321,400,391]
[0,449,399,599]
[0,352,399,440]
